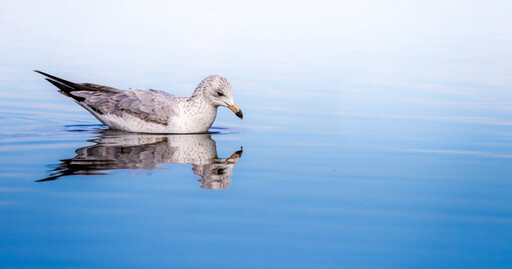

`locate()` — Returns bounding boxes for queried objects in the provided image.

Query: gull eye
[216,91,224,96]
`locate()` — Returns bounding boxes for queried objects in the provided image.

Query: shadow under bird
[35,70,243,133]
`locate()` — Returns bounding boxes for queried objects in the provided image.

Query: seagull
[35,70,243,133]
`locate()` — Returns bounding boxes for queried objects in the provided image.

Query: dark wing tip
[35,175,59,182]
[34,70,46,76]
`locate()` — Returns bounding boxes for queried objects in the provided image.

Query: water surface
[1,1,512,268]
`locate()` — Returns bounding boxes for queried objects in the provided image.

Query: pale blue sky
[0,0,511,125]
[0,0,510,84]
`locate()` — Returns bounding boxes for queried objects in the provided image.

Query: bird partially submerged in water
[35,70,243,133]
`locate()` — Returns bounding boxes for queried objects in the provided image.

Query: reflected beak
[228,103,243,120]
[227,147,243,164]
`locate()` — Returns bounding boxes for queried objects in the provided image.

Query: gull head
[194,75,243,120]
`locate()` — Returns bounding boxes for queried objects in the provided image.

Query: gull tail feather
[34,70,88,101]
[44,78,85,101]
[34,70,86,91]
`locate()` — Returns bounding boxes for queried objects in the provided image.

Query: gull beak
[228,103,243,120]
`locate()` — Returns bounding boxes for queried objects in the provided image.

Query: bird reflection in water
[39,131,243,190]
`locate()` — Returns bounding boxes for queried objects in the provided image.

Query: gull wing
[71,88,179,126]
[35,71,178,126]
[111,89,178,125]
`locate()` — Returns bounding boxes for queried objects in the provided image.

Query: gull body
[35,71,243,134]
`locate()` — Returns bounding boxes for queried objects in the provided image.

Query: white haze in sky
[0,0,511,111]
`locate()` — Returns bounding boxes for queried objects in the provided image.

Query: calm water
[1,1,512,268]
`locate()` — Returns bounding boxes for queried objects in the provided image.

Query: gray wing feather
[81,83,121,93]
[72,88,178,126]
[113,89,177,125]
[35,72,176,126]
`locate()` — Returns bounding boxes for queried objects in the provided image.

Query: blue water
[1,1,512,268]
